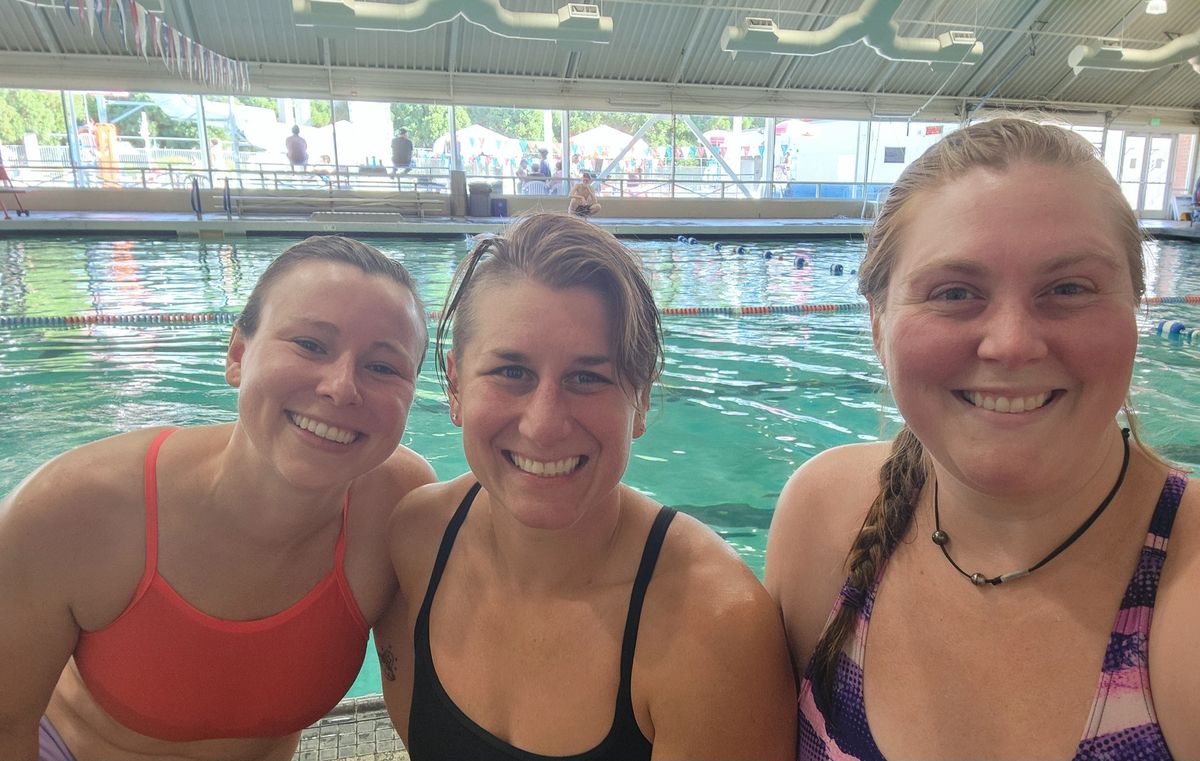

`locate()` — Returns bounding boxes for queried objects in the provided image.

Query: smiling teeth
[510,453,582,477]
[289,413,359,444]
[967,391,1052,414]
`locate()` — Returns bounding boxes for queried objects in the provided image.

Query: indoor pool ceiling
[1,0,1199,126]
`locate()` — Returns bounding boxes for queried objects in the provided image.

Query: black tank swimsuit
[407,481,677,761]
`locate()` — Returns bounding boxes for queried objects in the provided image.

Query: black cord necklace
[931,428,1131,586]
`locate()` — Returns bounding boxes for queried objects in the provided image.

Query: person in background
[766,117,1199,761]
[285,125,308,170]
[392,129,414,176]
[515,158,529,193]
[551,160,565,194]
[568,172,601,218]
[0,236,436,761]
[375,213,796,761]
[0,146,28,219]
[533,147,551,178]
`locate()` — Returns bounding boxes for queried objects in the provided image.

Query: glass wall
[1,85,1196,212]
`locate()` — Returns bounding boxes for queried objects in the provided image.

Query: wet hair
[291,125,300,135]
[809,117,1153,711]
[435,213,663,403]
[236,235,427,360]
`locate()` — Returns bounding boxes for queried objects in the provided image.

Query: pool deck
[294,696,408,761]
[2,209,1199,241]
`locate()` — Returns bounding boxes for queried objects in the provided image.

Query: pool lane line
[1,295,1198,329]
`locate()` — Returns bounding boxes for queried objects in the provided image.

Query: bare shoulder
[386,475,476,590]
[767,442,891,591]
[765,442,890,677]
[1,427,168,541]
[348,444,437,536]
[0,428,171,624]
[1149,472,1200,758]
[636,498,797,759]
[360,444,437,501]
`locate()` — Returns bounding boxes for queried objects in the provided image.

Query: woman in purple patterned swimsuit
[766,118,1199,761]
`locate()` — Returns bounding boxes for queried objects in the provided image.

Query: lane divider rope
[0,295,1197,329]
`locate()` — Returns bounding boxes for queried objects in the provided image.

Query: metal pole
[62,91,81,188]
[448,105,460,172]
[329,96,341,190]
[197,95,212,186]
[669,110,677,198]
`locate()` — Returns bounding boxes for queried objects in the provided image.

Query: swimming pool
[2,233,1198,698]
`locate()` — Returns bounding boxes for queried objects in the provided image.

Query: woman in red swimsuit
[0,236,436,760]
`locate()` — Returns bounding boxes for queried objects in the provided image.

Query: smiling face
[447,278,646,530]
[872,162,1139,496]
[226,259,425,491]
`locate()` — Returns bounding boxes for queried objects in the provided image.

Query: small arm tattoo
[380,644,398,681]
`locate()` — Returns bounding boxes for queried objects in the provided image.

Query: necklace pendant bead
[970,572,987,586]
[931,530,949,546]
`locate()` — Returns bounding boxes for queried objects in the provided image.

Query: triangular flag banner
[57,0,250,90]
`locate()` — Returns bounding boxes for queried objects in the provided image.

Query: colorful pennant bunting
[53,0,249,91]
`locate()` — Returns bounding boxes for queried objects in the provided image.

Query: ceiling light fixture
[1146,0,1167,15]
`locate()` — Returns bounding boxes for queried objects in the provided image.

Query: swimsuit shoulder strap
[416,482,483,625]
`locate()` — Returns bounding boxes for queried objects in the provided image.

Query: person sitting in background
[568,172,601,217]
[285,125,308,170]
[391,128,414,175]
[0,236,436,761]
[766,117,1200,761]
[375,212,796,761]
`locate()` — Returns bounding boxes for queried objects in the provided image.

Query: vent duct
[293,0,613,45]
[1068,28,1200,75]
[720,0,982,67]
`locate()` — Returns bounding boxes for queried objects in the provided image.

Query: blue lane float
[1154,320,1197,343]
[712,242,748,254]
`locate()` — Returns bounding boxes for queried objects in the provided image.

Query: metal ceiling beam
[1109,63,1185,119]
[28,6,63,55]
[954,0,1054,98]
[669,0,714,85]
[170,0,199,44]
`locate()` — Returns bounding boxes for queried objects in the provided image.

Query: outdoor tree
[0,89,65,145]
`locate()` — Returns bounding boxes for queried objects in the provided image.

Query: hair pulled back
[809,117,1148,711]
[236,235,425,349]
[435,213,663,401]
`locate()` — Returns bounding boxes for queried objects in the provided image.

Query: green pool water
[2,234,1198,698]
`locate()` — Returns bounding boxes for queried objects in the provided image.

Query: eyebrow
[292,319,411,355]
[907,251,1122,280]
[491,350,612,366]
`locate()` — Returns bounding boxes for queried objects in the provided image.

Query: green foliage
[0,89,66,144]
[310,100,331,128]
[390,103,453,147]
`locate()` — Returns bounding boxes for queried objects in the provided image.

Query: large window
[2,85,1196,207]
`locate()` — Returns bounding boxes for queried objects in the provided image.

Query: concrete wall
[500,195,872,219]
[17,188,199,213]
[12,188,869,221]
